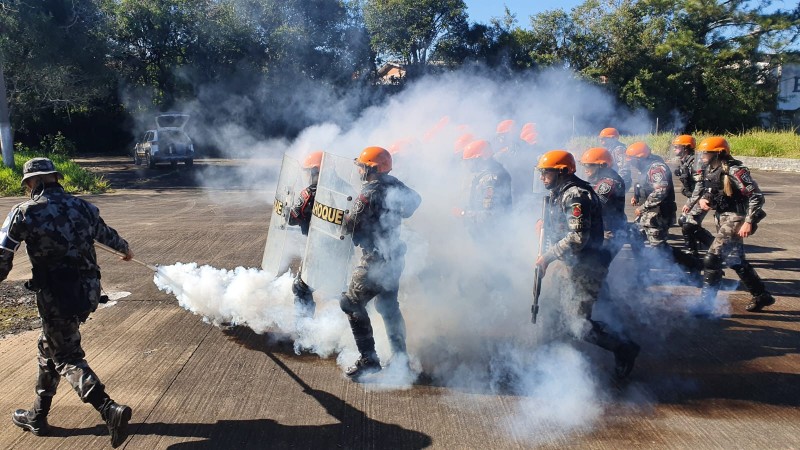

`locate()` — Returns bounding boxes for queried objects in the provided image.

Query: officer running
[535,150,640,379]
[287,151,322,319]
[340,147,421,380]
[686,137,775,314]
[672,135,714,257]
[0,158,133,447]
[580,147,627,263]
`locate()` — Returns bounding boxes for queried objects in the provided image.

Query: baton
[95,242,159,272]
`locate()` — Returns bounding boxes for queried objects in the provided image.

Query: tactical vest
[547,176,605,254]
[704,160,746,214]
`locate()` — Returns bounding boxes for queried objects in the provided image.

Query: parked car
[133,113,194,168]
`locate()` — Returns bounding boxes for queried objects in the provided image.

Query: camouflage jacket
[689,159,765,223]
[543,175,605,265]
[287,184,316,236]
[344,174,421,259]
[634,156,676,218]
[607,140,632,189]
[587,166,627,233]
[464,159,512,223]
[674,153,696,198]
[0,184,129,318]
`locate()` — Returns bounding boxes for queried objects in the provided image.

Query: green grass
[567,130,800,159]
[0,151,110,197]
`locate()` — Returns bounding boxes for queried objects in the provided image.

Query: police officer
[687,137,774,314]
[626,142,701,274]
[580,147,627,263]
[287,151,322,319]
[672,135,714,257]
[0,158,133,447]
[456,140,512,237]
[535,150,640,379]
[598,128,631,188]
[340,147,421,380]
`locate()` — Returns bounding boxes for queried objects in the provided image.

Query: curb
[735,156,800,173]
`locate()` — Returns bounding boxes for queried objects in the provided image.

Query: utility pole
[0,59,14,167]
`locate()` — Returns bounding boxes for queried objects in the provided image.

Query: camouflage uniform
[462,158,512,238]
[287,184,317,317]
[692,159,773,312]
[675,152,713,255]
[632,155,677,249]
[605,139,632,189]
[542,174,638,369]
[340,174,421,363]
[586,166,627,263]
[0,169,131,436]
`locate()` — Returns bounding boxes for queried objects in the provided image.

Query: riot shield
[261,154,305,276]
[301,152,361,296]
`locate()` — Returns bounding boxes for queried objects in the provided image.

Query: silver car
[133,114,194,168]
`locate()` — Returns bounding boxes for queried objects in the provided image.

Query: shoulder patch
[353,194,369,214]
[571,203,583,218]
[596,181,612,195]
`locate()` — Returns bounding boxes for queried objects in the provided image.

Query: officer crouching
[0,158,134,447]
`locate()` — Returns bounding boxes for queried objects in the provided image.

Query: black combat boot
[613,342,641,380]
[11,396,52,436]
[345,353,382,380]
[696,254,724,317]
[100,400,132,448]
[732,263,776,312]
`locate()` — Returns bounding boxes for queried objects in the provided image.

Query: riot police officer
[672,135,713,257]
[287,151,322,319]
[340,147,421,380]
[535,150,640,379]
[687,137,774,314]
[580,147,627,263]
[598,127,631,188]
[457,139,512,237]
[0,158,133,447]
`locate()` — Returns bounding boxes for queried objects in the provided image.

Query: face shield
[537,168,561,190]
[582,163,601,181]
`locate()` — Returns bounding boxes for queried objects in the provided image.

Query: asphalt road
[0,156,797,449]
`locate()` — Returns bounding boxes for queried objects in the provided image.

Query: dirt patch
[0,280,40,337]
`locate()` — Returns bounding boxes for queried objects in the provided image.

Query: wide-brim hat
[20,157,63,186]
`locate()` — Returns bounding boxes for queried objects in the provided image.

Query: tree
[363,0,467,75]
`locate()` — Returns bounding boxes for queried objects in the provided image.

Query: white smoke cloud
[150,65,716,441]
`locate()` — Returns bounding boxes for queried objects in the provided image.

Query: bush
[39,132,77,156]
[0,151,110,197]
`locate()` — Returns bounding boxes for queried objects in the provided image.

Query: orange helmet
[537,150,576,174]
[672,135,696,149]
[520,130,537,145]
[496,119,515,134]
[697,136,730,155]
[599,128,619,139]
[303,151,324,170]
[356,146,392,173]
[521,122,536,133]
[580,147,613,167]
[625,142,651,159]
[463,140,493,160]
[454,133,475,153]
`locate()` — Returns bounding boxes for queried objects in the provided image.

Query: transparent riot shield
[301,152,361,296]
[261,154,304,276]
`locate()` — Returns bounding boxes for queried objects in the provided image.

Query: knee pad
[703,253,723,271]
[681,221,698,236]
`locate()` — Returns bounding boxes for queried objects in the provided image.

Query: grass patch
[0,151,110,197]
[567,130,800,159]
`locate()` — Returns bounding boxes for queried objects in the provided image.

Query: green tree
[363,0,467,75]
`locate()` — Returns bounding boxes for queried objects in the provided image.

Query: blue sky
[464,0,584,26]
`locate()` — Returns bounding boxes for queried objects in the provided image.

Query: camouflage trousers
[553,261,627,353]
[633,210,672,248]
[708,212,746,267]
[340,251,407,357]
[36,317,106,404]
